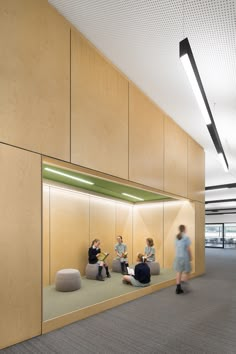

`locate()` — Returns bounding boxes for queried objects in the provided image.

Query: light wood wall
[71,30,129,179]
[133,203,164,266]
[188,138,205,203]
[0,144,41,349]
[129,84,164,189]
[164,116,188,198]
[43,185,50,287]
[195,202,205,275]
[115,203,133,264]
[0,0,70,160]
[0,0,205,203]
[50,188,90,283]
[1,0,205,348]
[43,185,134,282]
[89,197,116,268]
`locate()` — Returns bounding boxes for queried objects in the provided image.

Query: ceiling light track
[179,37,229,171]
[206,208,236,212]
[206,183,236,191]
[205,198,236,204]
[206,212,236,216]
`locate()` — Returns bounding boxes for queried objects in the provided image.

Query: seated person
[115,235,129,274]
[88,239,111,281]
[144,237,155,262]
[123,253,151,287]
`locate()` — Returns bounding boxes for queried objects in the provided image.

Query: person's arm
[146,247,155,258]
[115,245,122,257]
[187,246,192,261]
[144,246,148,257]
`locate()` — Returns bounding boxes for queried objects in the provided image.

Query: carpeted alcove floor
[43,268,176,320]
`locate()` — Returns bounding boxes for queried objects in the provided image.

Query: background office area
[0,0,205,350]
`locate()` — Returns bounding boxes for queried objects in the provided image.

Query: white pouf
[85,263,106,280]
[55,269,81,292]
[112,259,122,273]
[147,262,160,275]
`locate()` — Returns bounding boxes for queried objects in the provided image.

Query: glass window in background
[205,224,223,248]
[224,223,236,249]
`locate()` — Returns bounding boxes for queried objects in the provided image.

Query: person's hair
[117,235,123,241]
[177,225,186,240]
[146,237,154,247]
[91,238,100,247]
[137,253,147,263]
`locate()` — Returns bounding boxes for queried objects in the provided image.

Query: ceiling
[48,0,236,214]
[43,164,173,203]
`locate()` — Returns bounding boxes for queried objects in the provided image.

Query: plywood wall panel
[43,185,50,287]
[133,203,164,267]
[50,188,90,280]
[163,201,195,270]
[129,84,164,189]
[195,202,205,275]
[188,138,205,203]
[0,144,41,349]
[0,0,70,160]
[115,203,133,264]
[71,30,128,178]
[164,116,188,197]
[89,197,116,268]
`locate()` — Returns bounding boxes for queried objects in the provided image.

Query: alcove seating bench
[55,269,81,292]
[85,263,106,280]
[147,262,160,275]
[112,259,122,273]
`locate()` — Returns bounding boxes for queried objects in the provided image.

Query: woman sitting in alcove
[144,237,156,262]
[88,239,111,281]
[122,253,151,287]
[115,235,129,274]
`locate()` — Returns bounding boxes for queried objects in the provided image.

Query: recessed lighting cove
[44,167,94,185]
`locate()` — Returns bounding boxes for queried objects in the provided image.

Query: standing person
[115,235,129,274]
[144,237,155,262]
[174,224,192,294]
[122,253,151,287]
[88,239,111,281]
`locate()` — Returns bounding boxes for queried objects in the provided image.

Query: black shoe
[96,275,104,281]
[107,273,111,278]
[175,288,184,294]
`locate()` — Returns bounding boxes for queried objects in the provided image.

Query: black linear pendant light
[179,37,229,172]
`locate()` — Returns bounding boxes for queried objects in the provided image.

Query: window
[205,223,236,248]
[205,224,223,248]
[224,224,236,249]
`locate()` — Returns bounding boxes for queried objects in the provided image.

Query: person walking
[174,224,192,294]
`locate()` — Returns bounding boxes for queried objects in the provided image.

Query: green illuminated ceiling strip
[42,164,172,203]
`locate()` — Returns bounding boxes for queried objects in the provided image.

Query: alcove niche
[42,158,195,333]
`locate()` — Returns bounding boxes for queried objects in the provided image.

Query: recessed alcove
[42,157,196,332]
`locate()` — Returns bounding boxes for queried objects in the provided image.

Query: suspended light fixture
[179,37,229,172]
